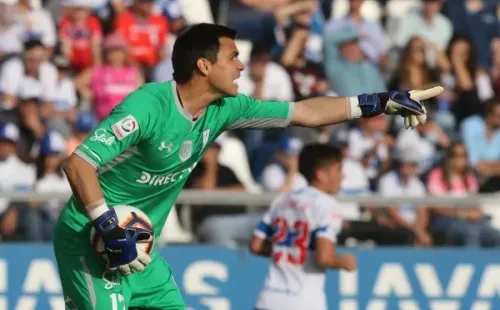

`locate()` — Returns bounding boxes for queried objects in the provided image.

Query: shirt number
[271,217,309,265]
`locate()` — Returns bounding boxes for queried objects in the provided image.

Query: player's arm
[314,205,356,271]
[248,209,274,257]
[63,89,160,275]
[224,87,444,131]
[249,235,272,257]
[291,87,443,129]
[315,238,356,271]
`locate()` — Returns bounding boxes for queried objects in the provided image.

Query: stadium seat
[158,206,194,245]
[178,0,214,24]
[331,0,383,22]
[219,135,263,193]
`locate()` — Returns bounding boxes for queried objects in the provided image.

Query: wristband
[88,201,110,221]
[347,97,362,120]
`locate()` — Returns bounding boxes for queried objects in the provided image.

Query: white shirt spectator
[0,155,36,213]
[261,163,307,192]
[338,158,370,221]
[393,8,453,66]
[348,128,389,179]
[19,8,57,48]
[35,173,71,220]
[0,23,25,55]
[54,77,77,112]
[395,129,437,173]
[237,62,294,102]
[378,171,426,224]
[0,57,58,102]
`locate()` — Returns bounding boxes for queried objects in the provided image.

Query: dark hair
[172,23,237,84]
[299,144,342,183]
[446,35,477,80]
[442,141,474,193]
[24,39,44,51]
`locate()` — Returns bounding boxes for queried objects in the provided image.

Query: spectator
[115,0,169,80]
[186,134,245,191]
[0,122,36,239]
[427,141,500,246]
[323,25,386,96]
[443,0,500,69]
[154,0,187,35]
[16,0,57,56]
[325,0,388,68]
[329,134,416,247]
[448,36,495,126]
[389,36,450,96]
[16,78,46,156]
[66,111,97,156]
[461,99,500,192]
[273,0,324,64]
[348,115,392,182]
[393,0,452,68]
[0,39,57,115]
[279,18,331,101]
[260,136,307,193]
[0,0,24,60]
[75,32,143,121]
[395,117,450,174]
[51,55,78,138]
[238,42,294,102]
[27,131,69,241]
[186,134,251,246]
[377,149,432,247]
[59,0,103,72]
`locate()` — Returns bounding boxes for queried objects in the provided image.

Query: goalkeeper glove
[354,86,444,129]
[92,207,152,276]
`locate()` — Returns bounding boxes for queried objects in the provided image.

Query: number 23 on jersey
[271,217,309,265]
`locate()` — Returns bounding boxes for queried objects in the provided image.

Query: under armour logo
[158,141,173,152]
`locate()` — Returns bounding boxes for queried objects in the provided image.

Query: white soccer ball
[90,205,155,264]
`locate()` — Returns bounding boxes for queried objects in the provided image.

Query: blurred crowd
[1,0,500,248]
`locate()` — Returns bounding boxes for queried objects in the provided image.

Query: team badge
[179,140,193,162]
[111,115,138,140]
[202,129,210,148]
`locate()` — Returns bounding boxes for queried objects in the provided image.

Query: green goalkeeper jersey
[54,81,294,254]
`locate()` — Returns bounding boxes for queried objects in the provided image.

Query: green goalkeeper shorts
[55,249,185,310]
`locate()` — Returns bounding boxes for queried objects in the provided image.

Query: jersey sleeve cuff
[74,148,98,169]
[253,229,268,239]
[285,102,296,126]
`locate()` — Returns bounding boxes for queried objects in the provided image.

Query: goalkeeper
[55,23,443,309]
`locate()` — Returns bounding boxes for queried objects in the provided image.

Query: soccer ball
[90,205,155,264]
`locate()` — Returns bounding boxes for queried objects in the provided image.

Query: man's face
[423,0,443,17]
[207,37,245,97]
[24,46,45,73]
[339,40,363,63]
[400,162,418,179]
[318,161,343,194]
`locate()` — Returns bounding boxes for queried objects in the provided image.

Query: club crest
[179,140,192,162]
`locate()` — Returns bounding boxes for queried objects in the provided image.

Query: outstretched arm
[291,87,444,129]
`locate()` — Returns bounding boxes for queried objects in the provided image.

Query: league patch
[111,115,138,140]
